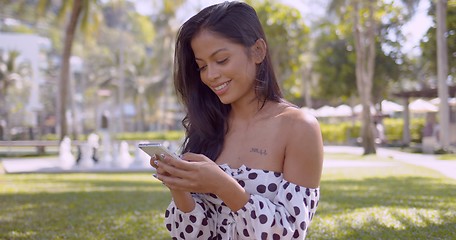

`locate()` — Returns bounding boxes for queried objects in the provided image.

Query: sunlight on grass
[438,154,456,160]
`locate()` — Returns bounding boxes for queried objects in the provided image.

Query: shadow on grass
[0,176,172,239]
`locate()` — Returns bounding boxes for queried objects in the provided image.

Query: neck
[230,97,268,123]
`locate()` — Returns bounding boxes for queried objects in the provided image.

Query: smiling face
[191,30,263,105]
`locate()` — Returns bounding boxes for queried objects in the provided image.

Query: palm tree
[35,0,102,140]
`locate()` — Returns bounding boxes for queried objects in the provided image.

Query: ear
[251,38,267,64]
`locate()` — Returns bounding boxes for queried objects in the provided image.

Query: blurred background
[0,0,455,154]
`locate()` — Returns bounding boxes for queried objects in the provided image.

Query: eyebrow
[194,48,228,61]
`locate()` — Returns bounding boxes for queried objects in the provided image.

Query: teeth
[214,82,229,91]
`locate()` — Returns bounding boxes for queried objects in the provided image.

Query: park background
[1,0,456,239]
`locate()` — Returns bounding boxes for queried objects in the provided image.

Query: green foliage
[129,13,155,44]
[316,0,412,103]
[41,131,185,142]
[314,25,357,101]
[320,122,360,144]
[249,0,310,102]
[115,131,185,141]
[320,118,425,144]
[421,1,456,79]
[410,118,425,143]
[383,118,403,142]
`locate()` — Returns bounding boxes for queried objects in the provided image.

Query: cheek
[199,72,207,84]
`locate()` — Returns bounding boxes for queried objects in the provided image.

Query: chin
[217,96,233,105]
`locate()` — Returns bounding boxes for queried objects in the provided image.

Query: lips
[212,80,231,95]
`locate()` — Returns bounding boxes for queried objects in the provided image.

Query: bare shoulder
[280,105,323,188]
[279,106,320,130]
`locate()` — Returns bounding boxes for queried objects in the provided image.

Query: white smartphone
[138,142,181,161]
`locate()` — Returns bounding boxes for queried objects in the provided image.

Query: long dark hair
[174,1,282,160]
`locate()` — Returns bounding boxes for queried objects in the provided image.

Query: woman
[151,1,323,239]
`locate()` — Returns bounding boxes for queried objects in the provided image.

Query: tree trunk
[58,0,83,141]
[0,93,8,140]
[436,0,450,149]
[353,0,377,155]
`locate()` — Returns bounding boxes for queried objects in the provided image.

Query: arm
[164,193,217,239]
[282,110,323,188]
[232,110,323,239]
[155,153,249,238]
[155,153,249,212]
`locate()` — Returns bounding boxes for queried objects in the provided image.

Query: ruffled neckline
[218,163,283,175]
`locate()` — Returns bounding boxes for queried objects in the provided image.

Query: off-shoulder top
[164,163,320,240]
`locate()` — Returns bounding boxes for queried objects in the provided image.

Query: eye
[197,65,207,72]
[216,58,228,64]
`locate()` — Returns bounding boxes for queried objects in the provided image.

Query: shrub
[320,118,425,145]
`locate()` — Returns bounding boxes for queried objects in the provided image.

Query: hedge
[320,118,425,145]
[41,130,185,142]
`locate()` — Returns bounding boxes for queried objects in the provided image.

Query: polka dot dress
[164,164,320,239]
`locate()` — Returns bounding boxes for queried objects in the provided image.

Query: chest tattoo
[250,147,267,156]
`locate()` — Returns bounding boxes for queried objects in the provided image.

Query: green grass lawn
[1,153,455,239]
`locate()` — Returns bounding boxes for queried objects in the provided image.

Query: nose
[206,64,221,81]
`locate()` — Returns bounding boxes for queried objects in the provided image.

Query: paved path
[1,146,456,180]
[324,146,456,180]
[0,154,154,174]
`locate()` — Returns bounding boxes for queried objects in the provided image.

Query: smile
[213,80,231,92]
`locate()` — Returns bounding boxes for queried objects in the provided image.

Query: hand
[150,154,171,177]
[154,152,227,194]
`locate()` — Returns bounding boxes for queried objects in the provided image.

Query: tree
[247,0,310,103]
[351,0,377,154]
[421,0,456,82]
[34,0,103,140]
[436,0,450,149]
[313,22,357,103]
[326,0,420,154]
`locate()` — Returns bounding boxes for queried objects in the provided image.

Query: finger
[158,159,192,179]
[161,154,193,170]
[149,154,158,168]
[155,166,168,175]
[158,173,194,191]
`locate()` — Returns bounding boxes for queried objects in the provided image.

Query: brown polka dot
[185,225,193,233]
[248,172,258,179]
[259,214,268,224]
[286,193,293,200]
[294,206,300,215]
[293,229,300,238]
[268,183,278,192]
[250,210,257,219]
[261,232,268,239]
[243,229,250,237]
[300,221,307,230]
[257,184,266,193]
